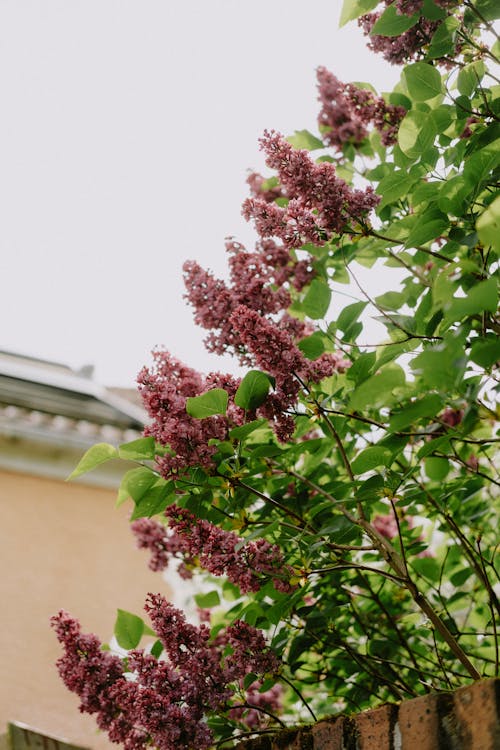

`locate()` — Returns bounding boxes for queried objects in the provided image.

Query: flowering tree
[53,1,499,748]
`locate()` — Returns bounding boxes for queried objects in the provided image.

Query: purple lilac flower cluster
[231,305,350,441]
[132,505,295,593]
[359,1,460,65]
[137,350,244,478]
[183,238,313,364]
[242,130,380,249]
[51,596,281,750]
[317,67,406,147]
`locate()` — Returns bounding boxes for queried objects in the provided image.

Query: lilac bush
[56,1,499,746]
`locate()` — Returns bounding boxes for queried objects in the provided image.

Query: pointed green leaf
[114,609,144,650]
[339,0,379,26]
[229,419,267,440]
[428,16,460,58]
[116,466,158,507]
[457,61,486,96]
[67,442,118,480]
[371,5,419,35]
[471,0,500,21]
[129,481,173,520]
[405,211,448,247]
[234,371,273,411]
[186,388,228,418]
[302,278,332,320]
[287,130,324,151]
[352,446,392,475]
[118,437,156,461]
[194,590,221,608]
[337,301,367,333]
[376,170,418,209]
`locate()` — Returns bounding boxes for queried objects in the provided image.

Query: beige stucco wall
[0,468,171,750]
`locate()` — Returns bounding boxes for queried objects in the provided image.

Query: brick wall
[235,678,500,750]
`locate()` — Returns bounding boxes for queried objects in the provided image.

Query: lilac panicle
[52,597,282,749]
[242,131,379,249]
[132,505,296,594]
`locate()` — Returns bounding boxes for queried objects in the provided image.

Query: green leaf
[234,371,273,411]
[470,337,500,368]
[398,110,437,159]
[457,61,486,96]
[194,590,221,608]
[417,434,450,459]
[67,442,118,480]
[114,609,144,650]
[287,130,324,151]
[348,365,406,411]
[477,195,500,252]
[375,290,407,310]
[117,466,158,506]
[425,456,450,481]
[339,0,379,26]
[351,446,392,475]
[337,301,367,333]
[130,480,173,520]
[411,556,441,582]
[437,175,473,216]
[404,63,442,101]
[118,437,156,461]
[427,16,460,58]
[376,170,418,210]
[150,640,164,658]
[298,332,325,360]
[411,335,466,389]
[371,5,419,36]
[186,389,228,418]
[302,278,332,319]
[346,351,376,385]
[229,419,267,440]
[444,277,498,324]
[405,211,448,247]
[471,0,500,20]
[390,394,443,431]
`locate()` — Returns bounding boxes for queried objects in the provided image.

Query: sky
[0,1,400,387]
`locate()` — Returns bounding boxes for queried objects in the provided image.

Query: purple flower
[243,131,379,247]
[52,599,282,750]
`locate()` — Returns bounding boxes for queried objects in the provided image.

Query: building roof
[0,351,147,486]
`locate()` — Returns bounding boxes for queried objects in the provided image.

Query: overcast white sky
[0,1,400,387]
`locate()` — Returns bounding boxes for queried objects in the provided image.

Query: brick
[311,718,344,750]
[454,678,500,750]
[397,692,440,750]
[354,704,398,750]
[271,728,312,749]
